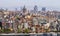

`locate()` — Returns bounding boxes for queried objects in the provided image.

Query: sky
[0,0,60,11]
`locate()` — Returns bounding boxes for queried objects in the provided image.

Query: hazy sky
[0,0,60,11]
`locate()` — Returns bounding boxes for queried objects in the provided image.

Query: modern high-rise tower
[34,5,38,12]
[42,7,46,11]
[22,6,27,13]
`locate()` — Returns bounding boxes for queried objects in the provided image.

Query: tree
[24,28,29,33]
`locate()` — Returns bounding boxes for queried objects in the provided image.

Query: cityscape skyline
[0,0,60,34]
[0,0,60,11]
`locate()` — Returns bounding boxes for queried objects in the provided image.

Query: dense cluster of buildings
[0,6,60,33]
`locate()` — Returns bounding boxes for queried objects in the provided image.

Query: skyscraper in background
[22,6,27,13]
[42,7,46,11]
[34,5,38,13]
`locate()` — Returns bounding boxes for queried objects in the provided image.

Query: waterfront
[0,33,60,36]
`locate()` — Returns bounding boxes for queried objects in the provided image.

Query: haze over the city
[0,0,60,11]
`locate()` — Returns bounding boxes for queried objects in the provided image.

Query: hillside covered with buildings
[0,6,60,33]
